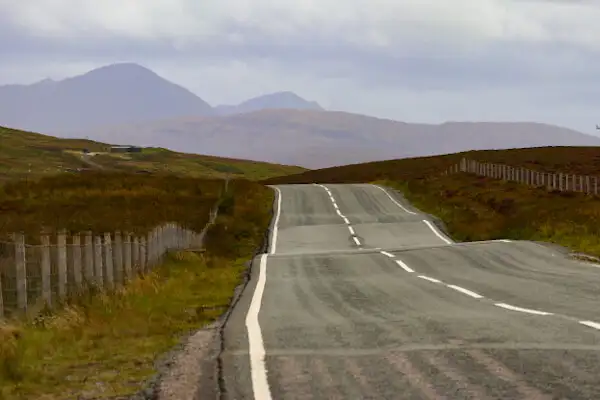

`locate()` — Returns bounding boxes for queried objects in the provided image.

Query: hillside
[263,146,600,259]
[86,110,600,168]
[0,125,306,183]
[0,63,214,132]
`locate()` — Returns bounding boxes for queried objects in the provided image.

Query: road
[220,183,600,399]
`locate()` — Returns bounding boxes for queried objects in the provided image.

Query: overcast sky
[0,0,599,134]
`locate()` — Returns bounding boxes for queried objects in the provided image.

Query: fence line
[442,158,600,195]
[0,212,216,319]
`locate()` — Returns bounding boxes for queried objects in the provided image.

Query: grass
[263,146,600,258]
[0,171,224,239]
[0,176,275,399]
[0,125,306,183]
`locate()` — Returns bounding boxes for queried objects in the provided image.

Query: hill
[87,110,600,168]
[263,146,600,259]
[0,63,214,132]
[214,91,323,115]
[0,125,306,183]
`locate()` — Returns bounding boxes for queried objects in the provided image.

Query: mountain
[0,63,214,133]
[84,109,600,168]
[215,91,324,116]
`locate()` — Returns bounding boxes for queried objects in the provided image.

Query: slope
[0,125,306,183]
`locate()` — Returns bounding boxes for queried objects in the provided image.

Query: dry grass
[0,125,306,183]
[0,174,275,399]
[264,146,600,258]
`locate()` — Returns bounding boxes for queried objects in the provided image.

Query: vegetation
[264,146,600,258]
[0,125,306,183]
[0,175,274,399]
[0,171,224,240]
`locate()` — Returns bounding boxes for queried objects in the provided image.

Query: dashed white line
[342,217,350,224]
[395,259,415,273]
[270,187,282,255]
[580,320,600,330]
[380,251,395,258]
[373,185,417,215]
[422,220,453,245]
[446,285,484,299]
[352,236,362,246]
[418,275,442,283]
[245,254,273,400]
[348,226,356,235]
[495,303,553,316]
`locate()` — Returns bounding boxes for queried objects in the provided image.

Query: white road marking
[422,220,453,245]
[342,217,350,224]
[373,185,417,215]
[270,187,282,255]
[395,259,415,273]
[447,285,484,299]
[348,226,355,235]
[380,251,395,258]
[418,275,442,283]
[494,303,553,316]
[245,254,273,400]
[352,236,362,246]
[580,320,600,330]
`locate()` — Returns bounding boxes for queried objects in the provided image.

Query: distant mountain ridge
[0,63,323,133]
[1,62,600,169]
[215,91,323,116]
[84,109,600,168]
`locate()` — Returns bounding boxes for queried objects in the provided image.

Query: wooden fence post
[57,230,67,299]
[94,235,103,287]
[132,237,140,274]
[124,233,132,281]
[84,231,94,285]
[72,234,83,290]
[104,233,114,289]
[140,237,147,273]
[12,233,27,312]
[586,176,591,195]
[40,232,52,306]
[114,231,123,286]
[595,177,598,195]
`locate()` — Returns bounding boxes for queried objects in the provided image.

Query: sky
[0,0,599,134]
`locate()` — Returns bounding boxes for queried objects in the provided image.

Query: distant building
[110,145,142,153]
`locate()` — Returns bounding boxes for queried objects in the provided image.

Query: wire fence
[0,211,216,319]
[442,158,600,195]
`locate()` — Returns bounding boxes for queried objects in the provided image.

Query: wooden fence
[443,158,600,195]
[0,222,208,318]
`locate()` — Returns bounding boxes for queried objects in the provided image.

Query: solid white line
[418,275,442,283]
[495,303,553,316]
[380,251,395,258]
[245,254,273,400]
[270,187,282,255]
[373,185,417,215]
[580,320,600,330]
[447,285,484,299]
[422,220,453,245]
[395,259,415,273]
[352,236,361,246]
[348,226,355,235]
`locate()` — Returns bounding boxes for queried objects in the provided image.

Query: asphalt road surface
[220,183,600,399]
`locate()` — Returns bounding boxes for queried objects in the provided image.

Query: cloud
[0,0,599,134]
